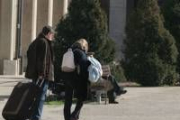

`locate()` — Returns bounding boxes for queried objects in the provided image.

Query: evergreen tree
[54,0,115,80]
[161,0,180,74]
[110,61,127,82]
[123,0,178,86]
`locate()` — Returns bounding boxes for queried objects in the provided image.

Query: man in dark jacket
[107,75,127,104]
[25,25,54,120]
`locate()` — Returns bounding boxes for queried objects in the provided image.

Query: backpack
[61,48,76,72]
[87,56,103,83]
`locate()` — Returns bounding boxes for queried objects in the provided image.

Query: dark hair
[41,25,54,35]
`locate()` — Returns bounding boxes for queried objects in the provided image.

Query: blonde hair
[73,38,89,53]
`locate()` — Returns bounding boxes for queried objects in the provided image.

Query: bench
[90,65,113,104]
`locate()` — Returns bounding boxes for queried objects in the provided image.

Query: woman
[63,38,91,120]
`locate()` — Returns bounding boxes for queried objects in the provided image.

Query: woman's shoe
[116,89,127,96]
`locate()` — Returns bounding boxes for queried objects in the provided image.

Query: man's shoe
[121,90,127,94]
[116,89,127,96]
[109,100,119,104]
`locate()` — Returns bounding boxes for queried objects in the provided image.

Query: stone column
[31,0,37,41]
[63,0,68,15]
[36,0,48,34]
[0,1,1,29]
[0,1,2,74]
[48,0,53,26]
[0,0,17,60]
[0,0,19,75]
[109,0,127,59]
[53,0,64,26]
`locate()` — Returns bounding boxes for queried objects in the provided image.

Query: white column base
[3,59,20,75]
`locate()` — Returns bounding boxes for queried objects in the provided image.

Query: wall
[109,0,127,59]
[0,0,18,75]
[21,0,64,57]
[53,0,64,27]
[21,0,64,71]
[0,0,17,60]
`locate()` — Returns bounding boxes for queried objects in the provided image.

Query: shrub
[123,0,178,86]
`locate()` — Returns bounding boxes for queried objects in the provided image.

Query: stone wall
[109,0,127,59]
[0,0,65,74]
[21,0,64,72]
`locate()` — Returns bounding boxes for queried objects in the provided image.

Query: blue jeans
[31,79,49,120]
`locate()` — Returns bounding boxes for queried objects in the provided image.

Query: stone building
[0,0,128,75]
[0,0,69,75]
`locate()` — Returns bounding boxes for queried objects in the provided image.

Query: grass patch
[45,100,64,105]
[45,94,64,105]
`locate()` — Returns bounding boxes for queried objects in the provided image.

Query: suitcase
[2,80,43,120]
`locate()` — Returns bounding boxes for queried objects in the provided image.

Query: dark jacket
[73,48,90,80]
[25,34,54,81]
[62,46,91,100]
[72,47,91,100]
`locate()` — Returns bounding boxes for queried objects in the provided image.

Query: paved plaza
[0,76,180,120]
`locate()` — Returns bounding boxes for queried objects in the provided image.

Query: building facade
[0,0,128,75]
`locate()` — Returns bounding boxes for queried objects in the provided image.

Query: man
[25,25,55,120]
[107,75,127,104]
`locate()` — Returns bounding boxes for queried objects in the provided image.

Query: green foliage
[55,0,115,62]
[110,62,127,82]
[45,101,63,105]
[161,0,180,74]
[54,0,115,80]
[45,95,63,105]
[123,0,178,86]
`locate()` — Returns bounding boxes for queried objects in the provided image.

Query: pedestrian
[25,25,55,120]
[63,38,91,120]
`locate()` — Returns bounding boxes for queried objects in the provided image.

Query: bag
[2,80,44,120]
[61,48,75,72]
[87,56,103,83]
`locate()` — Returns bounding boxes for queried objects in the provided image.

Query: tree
[123,0,178,86]
[54,0,115,80]
[110,61,127,82]
[161,0,180,74]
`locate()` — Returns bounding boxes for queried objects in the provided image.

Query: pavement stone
[1,77,180,120]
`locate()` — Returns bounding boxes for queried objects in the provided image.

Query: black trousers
[64,81,84,120]
[107,75,123,101]
[107,89,116,102]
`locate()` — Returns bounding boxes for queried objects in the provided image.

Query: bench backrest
[90,65,112,91]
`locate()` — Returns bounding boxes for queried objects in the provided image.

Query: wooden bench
[90,65,113,104]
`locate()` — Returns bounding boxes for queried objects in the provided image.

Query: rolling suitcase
[2,80,44,120]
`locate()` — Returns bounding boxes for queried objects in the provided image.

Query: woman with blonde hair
[72,38,88,53]
[63,38,91,120]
